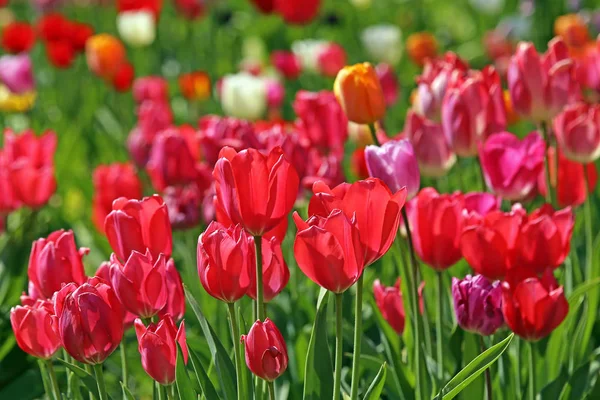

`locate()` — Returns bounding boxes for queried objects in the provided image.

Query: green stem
[528,342,536,400]
[157,382,165,400]
[46,360,61,400]
[368,123,381,146]
[268,382,275,400]
[539,122,556,207]
[480,336,493,400]
[584,170,593,281]
[93,364,108,400]
[333,293,344,400]
[477,156,488,192]
[228,302,246,400]
[120,341,128,387]
[254,236,265,321]
[349,274,364,400]
[37,359,53,400]
[515,339,521,398]
[84,365,93,400]
[436,271,444,383]
[164,384,176,400]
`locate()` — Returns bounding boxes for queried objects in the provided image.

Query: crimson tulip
[95,262,137,329]
[274,0,321,25]
[241,318,288,382]
[127,101,174,167]
[373,279,405,334]
[553,102,600,163]
[272,51,302,80]
[1,22,36,54]
[452,275,504,336]
[10,299,61,359]
[248,237,289,302]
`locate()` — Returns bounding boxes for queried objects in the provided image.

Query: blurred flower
[0,54,35,94]
[271,50,302,80]
[117,10,156,48]
[10,299,60,359]
[117,0,162,20]
[555,14,589,49]
[361,24,402,65]
[553,102,600,163]
[163,184,202,230]
[0,85,36,112]
[351,148,368,180]
[365,139,420,199]
[469,0,504,14]
[46,41,75,69]
[406,32,438,66]
[178,70,210,101]
[334,62,386,124]
[242,319,288,381]
[1,22,36,53]
[274,0,321,25]
[249,0,275,13]
[127,101,174,167]
[198,116,259,166]
[248,237,289,302]
[220,72,267,120]
[503,89,519,125]
[86,34,127,79]
[133,76,168,103]
[37,13,71,43]
[452,275,503,336]
[266,79,285,109]
[112,62,135,92]
[302,150,345,190]
[291,39,329,72]
[373,279,405,334]
[174,0,205,19]
[316,42,346,77]
[71,23,94,52]
[376,63,399,107]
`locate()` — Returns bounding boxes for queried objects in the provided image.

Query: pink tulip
[0,54,35,94]
[317,42,347,78]
[132,76,169,104]
[375,63,399,107]
[271,50,302,80]
[553,102,600,163]
[373,279,405,334]
[365,139,420,199]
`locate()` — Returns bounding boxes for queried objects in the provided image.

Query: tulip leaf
[120,382,136,400]
[434,333,514,400]
[363,362,387,400]
[176,342,197,400]
[57,359,100,400]
[188,346,220,400]
[184,287,237,400]
[303,288,334,400]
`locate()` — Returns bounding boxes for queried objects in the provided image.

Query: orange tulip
[406,32,438,66]
[86,34,126,80]
[555,14,589,49]
[503,89,519,126]
[178,71,211,101]
[333,62,386,124]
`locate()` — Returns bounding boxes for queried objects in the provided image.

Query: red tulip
[70,23,94,52]
[163,184,204,230]
[134,315,187,385]
[351,148,369,180]
[274,0,321,25]
[309,178,407,266]
[2,22,36,54]
[0,153,16,216]
[95,262,137,329]
[248,237,289,302]
[293,209,364,293]
[249,0,275,13]
[213,146,299,237]
[317,43,346,78]
[127,101,174,167]
[501,270,568,341]
[112,62,135,92]
[117,0,163,20]
[46,41,75,69]
[37,13,71,43]
[553,102,600,163]
[132,76,169,104]
[197,222,253,303]
[159,259,185,321]
[373,279,405,334]
[302,150,345,190]
[241,318,288,381]
[10,299,61,359]
[105,195,173,262]
[174,0,205,19]
[271,51,302,80]
[28,230,88,300]
[92,163,143,234]
[54,278,125,364]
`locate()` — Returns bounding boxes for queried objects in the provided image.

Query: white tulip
[117,10,156,48]
[291,39,329,72]
[220,72,267,121]
[361,24,403,65]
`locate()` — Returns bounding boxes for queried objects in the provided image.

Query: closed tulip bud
[241,319,288,381]
[134,315,187,385]
[365,139,420,199]
[220,72,267,121]
[1,22,36,54]
[334,63,386,124]
[361,25,403,66]
[452,275,504,336]
[86,34,126,79]
[112,62,135,92]
[104,195,173,262]
[54,278,125,364]
[406,32,438,66]
[197,222,253,303]
[133,76,169,104]
[501,270,568,341]
[248,237,289,302]
[373,279,405,334]
[213,146,299,236]
[178,71,211,101]
[10,299,61,359]
[317,43,347,78]
[46,41,75,69]
[160,259,185,321]
[271,51,302,80]
[375,63,399,107]
[28,230,88,300]
[479,132,545,201]
[0,54,35,94]
[553,102,600,163]
[405,111,457,177]
[508,39,580,122]
[274,0,321,25]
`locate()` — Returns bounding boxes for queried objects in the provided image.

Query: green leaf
[120,382,136,400]
[539,367,569,400]
[461,333,484,399]
[185,287,237,400]
[434,333,514,400]
[303,288,334,400]
[362,362,387,400]
[176,342,197,400]
[57,359,100,400]
[188,346,220,400]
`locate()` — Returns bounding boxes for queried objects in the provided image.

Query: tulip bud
[406,32,438,66]
[361,25,403,66]
[220,72,267,121]
[241,319,288,381]
[452,275,504,336]
[0,54,35,94]
[271,51,302,80]
[334,62,386,124]
[10,299,61,359]
[178,71,211,101]
[375,63,399,107]
[248,237,290,303]
[133,76,169,104]
[1,22,36,54]
[54,278,125,364]
[274,0,321,25]
[86,34,126,79]
[553,102,600,163]
[134,315,187,385]
[365,139,420,199]
[316,43,347,78]
[117,10,156,47]
[373,279,405,334]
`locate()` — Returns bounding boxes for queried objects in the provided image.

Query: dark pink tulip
[0,54,35,94]
[28,230,88,300]
[553,102,600,163]
[271,50,302,80]
[365,139,420,199]
[479,131,545,201]
[127,101,173,167]
[132,76,169,104]
[317,42,346,78]
[198,116,260,167]
[10,299,61,359]
[241,318,288,381]
[452,274,504,336]
[373,279,405,334]
[163,184,203,230]
[376,63,399,107]
[462,191,502,219]
[248,237,290,303]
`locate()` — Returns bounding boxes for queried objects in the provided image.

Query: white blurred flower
[291,39,329,72]
[469,0,504,15]
[117,10,156,48]
[349,0,372,9]
[220,72,267,120]
[361,24,403,65]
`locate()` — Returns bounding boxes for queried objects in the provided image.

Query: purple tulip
[452,274,504,336]
[0,54,35,94]
[365,139,420,199]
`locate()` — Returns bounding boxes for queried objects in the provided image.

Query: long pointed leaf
[57,359,100,400]
[176,342,197,400]
[363,362,387,400]
[188,346,220,400]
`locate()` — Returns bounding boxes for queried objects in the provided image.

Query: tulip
[241,318,288,381]
[54,278,125,364]
[178,71,211,101]
[160,258,186,321]
[117,0,162,20]
[404,111,457,177]
[213,146,299,236]
[86,34,127,79]
[373,279,405,334]
[71,23,94,52]
[309,178,407,266]
[133,76,169,104]
[112,62,135,92]
[451,275,504,336]
[351,148,369,180]
[127,101,174,167]
[303,150,345,190]
[274,0,321,25]
[248,237,289,302]
[104,195,173,262]
[146,130,200,191]
[406,32,438,66]
[219,72,268,120]
[0,54,35,94]
[317,43,347,78]
[198,116,259,167]
[37,13,71,43]
[365,139,420,199]
[361,24,403,65]
[271,50,302,80]
[249,0,274,13]
[266,79,285,109]
[134,315,187,385]
[1,22,36,53]
[507,38,580,122]
[0,153,16,216]
[28,230,88,300]
[197,222,253,303]
[554,14,589,49]
[334,62,386,125]
[462,191,502,217]
[375,63,399,107]
[258,123,311,183]
[92,163,143,233]
[163,184,203,230]
[45,41,75,69]
[95,262,137,329]
[291,39,329,73]
[174,0,205,19]
[553,102,600,163]
[10,299,61,359]
[293,90,348,153]
[501,270,568,341]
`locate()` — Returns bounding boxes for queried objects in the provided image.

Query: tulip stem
[349,274,363,400]
[435,271,444,384]
[93,364,108,400]
[539,122,556,208]
[228,302,246,400]
[480,336,493,400]
[368,123,381,146]
[528,342,536,400]
[254,236,265,321]
[584,170,593,281]
[120,341,128,387]
[45,360,61,400]
[268,382,275,400]
[37,359,53,400]
[334,293,344,400]
[164,384,176,400]
[477,157,487,192]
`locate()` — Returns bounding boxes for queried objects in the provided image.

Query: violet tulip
[365,139,420,199]
[451,275,504,336]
